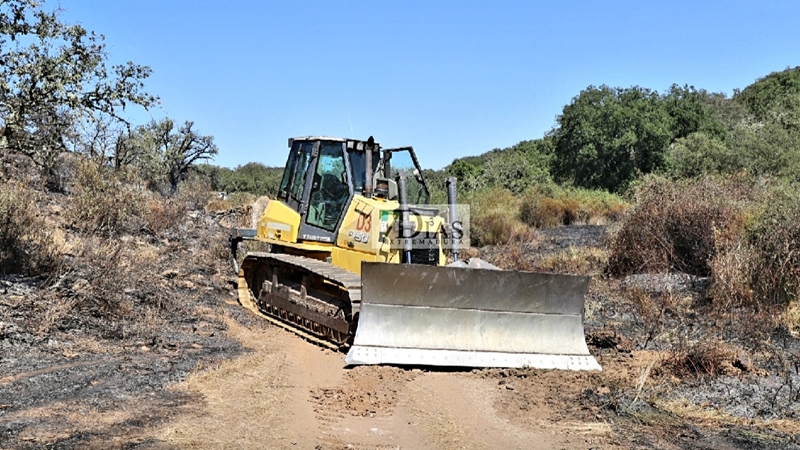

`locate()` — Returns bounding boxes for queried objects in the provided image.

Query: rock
[71,279,90,292]
[176,280,195,290]
[250,196,271,228]
[621,273,711,296]
[47,204,63,215]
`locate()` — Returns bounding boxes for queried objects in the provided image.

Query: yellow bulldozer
[230,136,600,371]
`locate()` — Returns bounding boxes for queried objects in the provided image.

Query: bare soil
[2,209,800,449]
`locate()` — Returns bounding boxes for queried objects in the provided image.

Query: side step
[345,263,601,371]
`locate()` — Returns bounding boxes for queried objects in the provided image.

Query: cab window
[307,142,349,231]
[290,142,314,202]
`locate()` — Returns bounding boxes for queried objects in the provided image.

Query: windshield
[384,148,430,204]
[307,142,349,231]
[347,148,380,193]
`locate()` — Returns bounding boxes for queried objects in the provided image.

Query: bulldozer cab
[276,137,430,243]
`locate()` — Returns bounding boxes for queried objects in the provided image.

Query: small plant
[663,341,738,379]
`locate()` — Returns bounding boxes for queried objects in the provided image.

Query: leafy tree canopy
[551,85,673,192]
[735,66,800,130]
[550,84,726,192]
[125,118,218,193]
[197,162,283,197]
[0,0,157,182]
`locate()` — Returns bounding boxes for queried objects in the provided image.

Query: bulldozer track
[238,252,362,349]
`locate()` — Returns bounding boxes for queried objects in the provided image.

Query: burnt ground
[0,202,253,448]
[2,208,800,448]
[482,225,800,449]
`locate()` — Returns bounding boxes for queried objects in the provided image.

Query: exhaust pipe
[396,171,413,264]
[445,177,459,263]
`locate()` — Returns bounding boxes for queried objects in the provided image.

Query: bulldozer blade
[345,263,601,371]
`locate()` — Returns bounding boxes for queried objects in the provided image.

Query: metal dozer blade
[345,263,602,371]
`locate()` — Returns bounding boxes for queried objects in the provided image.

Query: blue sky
[61,1,800,170]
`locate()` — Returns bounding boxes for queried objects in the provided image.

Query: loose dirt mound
[483,352,646,425]
[312,366,417,418]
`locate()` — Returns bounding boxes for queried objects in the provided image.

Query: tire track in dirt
[398,371,621,450]
[153,313,620,449]
[311,366,425,449]
[398,373,543,450]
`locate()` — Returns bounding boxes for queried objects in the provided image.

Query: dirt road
[156,312,619,450]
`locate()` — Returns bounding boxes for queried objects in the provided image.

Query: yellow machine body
[252,193,446,274]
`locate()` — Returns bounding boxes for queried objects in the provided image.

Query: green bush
[197,163,283,196]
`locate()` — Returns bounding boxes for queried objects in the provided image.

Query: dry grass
[782,302,800,335]
[656,398,800,437]
[519,185,629,228]
[537,246,607,275]
[66,161,149,236]
[520,196,579,228]
[662,341,740,379]
[177,174,214,210]
[626,289,670,349]
[144,197,187,236]
[745,194,800,307]
[0,181,63,275]
[466,188,537,247]
[205,192,258,213]
[607,176,754,277]
[470,213,537,247]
